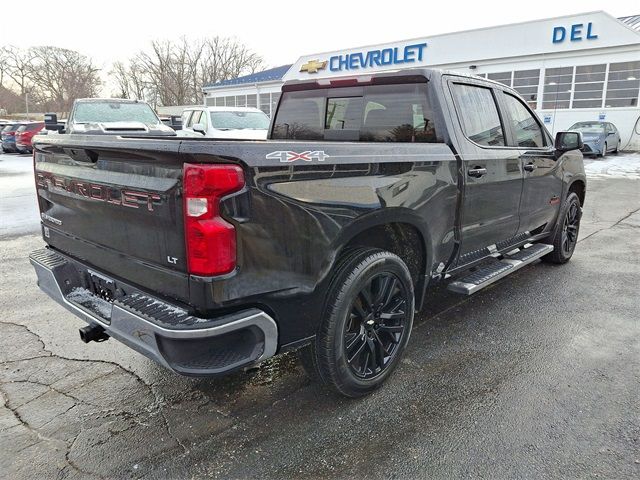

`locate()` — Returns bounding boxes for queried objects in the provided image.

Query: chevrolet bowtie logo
[300,59,327,74]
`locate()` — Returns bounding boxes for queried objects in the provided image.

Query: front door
[448,81,524,265]
[499,92,563,235]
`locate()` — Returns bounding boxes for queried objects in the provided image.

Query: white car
[179,107,270,140]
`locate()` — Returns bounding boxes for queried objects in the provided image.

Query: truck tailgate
[34,136,189,302]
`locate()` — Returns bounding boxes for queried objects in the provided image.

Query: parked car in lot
[15,122,45,153]
[159,115,183,131]
[179,106,270,139]
[52,98,176,136]
[569,121,621,157]
[30,69,586,397]
[1,122,25,153]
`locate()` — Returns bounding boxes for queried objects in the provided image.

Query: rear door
[498,91,562,236]
[447,79,524,264]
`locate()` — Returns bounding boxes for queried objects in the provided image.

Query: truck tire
[542,192,582,264]
[302,248,415,397]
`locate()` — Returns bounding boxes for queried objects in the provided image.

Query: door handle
[467,167,487,178]
[524,163,536,172]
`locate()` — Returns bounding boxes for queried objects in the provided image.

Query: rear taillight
[183,163,244,276]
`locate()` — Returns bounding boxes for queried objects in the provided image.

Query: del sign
[552,22,598,43]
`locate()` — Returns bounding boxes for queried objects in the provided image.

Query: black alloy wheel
[561,200,580,257]
[543,192,582,264]
[300,248,415,397]
[343,272,409,379]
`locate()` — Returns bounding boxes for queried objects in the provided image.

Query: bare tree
[2,46,35,96]
[113,36,264,106]
[26,46,101,112]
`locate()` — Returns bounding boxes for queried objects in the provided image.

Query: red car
[15,122,45,153]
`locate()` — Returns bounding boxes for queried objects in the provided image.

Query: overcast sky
[1,0,637,72]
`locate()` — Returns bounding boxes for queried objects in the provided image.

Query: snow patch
[584,153,640,180]
[66,287,113,319]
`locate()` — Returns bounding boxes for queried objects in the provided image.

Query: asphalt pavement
[1,151,639,479]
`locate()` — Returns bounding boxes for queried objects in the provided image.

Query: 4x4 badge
[266,151,330,163]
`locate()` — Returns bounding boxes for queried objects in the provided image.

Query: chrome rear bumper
[30,248,278,376]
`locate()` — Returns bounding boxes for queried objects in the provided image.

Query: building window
[487,72,512,87]
[215,97,224,107]
[259,93,271,115]
[247,94,257,108]
[225,96,235,107]
[512,69,539,109]
[235,95,246,107]
[205,97,215,106]
[542,67,573,109]
[605,61,640,108]
[572,64,606,109]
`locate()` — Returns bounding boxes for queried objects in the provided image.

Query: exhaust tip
[79,324,109,343]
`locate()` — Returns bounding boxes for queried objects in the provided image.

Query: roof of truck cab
[281,67,515,91]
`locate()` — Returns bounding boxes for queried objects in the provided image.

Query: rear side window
[272,83,438,143]
[451,83,505,147]
[502,94,545,148]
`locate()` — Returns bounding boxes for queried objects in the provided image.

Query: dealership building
[202,11,640,149]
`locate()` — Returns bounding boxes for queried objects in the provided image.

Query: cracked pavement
[1,152,639,478]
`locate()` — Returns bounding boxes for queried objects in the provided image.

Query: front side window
[182,111,192,127]
[503,94,545,148]
[189,110,202,127]
[451,83,505,147]
[272,82,438,143]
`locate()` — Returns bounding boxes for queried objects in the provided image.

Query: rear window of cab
[272,83,439,143]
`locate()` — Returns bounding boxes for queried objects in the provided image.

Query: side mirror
[192,123,206,135]
[555,131,583,153]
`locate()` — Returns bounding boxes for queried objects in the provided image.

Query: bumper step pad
[448,243,553,295]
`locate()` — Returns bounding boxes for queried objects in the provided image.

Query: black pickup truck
[30,69,586,397]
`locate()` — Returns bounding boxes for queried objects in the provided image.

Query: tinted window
[451,83,505,147]
[325,97,363,130]
[361,84,437,143]
[502,94,545,148]
[272,90,328,140]
[272,83,438,143]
